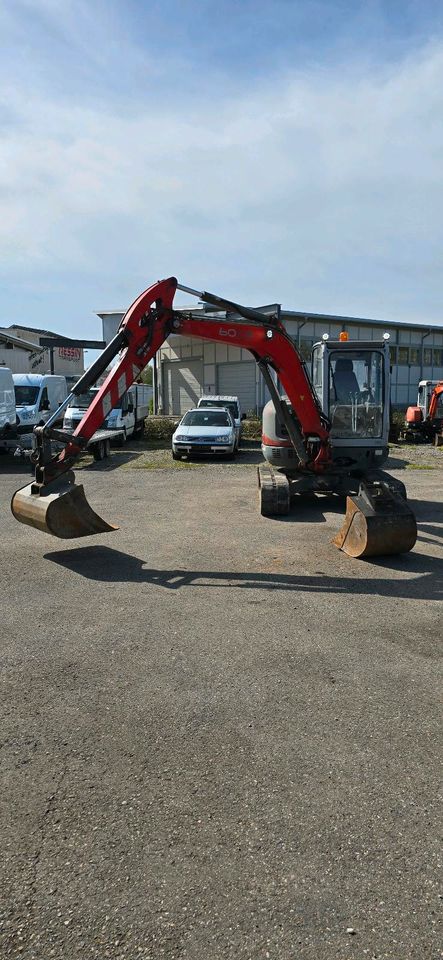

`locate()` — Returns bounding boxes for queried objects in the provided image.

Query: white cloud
[1,17,443,322]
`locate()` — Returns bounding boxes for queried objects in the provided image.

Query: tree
[139,364,153,386]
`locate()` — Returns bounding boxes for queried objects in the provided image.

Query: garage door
[162,359,203,415]
[217,362,257,414]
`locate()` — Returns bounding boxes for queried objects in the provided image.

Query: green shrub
[241,417,261,441]
[389,409,404,443]
[144,416,177,440]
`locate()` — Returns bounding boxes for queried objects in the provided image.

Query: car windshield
[73,390,99,409]
[14,386,39,406]
[182,410,231,427]
[200,400,239,418]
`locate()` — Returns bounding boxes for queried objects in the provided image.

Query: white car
[197,395,244,450]
[172,407,236,459]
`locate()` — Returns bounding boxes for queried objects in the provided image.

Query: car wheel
[172,451,182,461]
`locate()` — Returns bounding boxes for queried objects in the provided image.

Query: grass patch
[405,463,435,470]
[128,455,201,470]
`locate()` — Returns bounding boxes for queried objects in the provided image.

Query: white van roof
[13,374,66,386]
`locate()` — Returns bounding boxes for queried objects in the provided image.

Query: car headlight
[174,434,187,441]
[216,435,231,443]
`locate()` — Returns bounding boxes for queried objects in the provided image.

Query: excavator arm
[17,276,331,495]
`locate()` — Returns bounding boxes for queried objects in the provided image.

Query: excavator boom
[11,276,417,557]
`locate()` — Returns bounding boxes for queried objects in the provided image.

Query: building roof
[7,323,67,339]
[0,329,43,351]
[281,309,443,333]
[97,304,443,335]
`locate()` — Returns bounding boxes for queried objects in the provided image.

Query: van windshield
[73,390,99,408]
[14,386,39,406]
[200,400,239,419]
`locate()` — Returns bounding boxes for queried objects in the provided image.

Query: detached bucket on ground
[333,486,417,559]
[11,479,117,539]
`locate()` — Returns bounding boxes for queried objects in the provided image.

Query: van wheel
[104,439,111,458]
[117,428,127,447]
[93,439,106,461]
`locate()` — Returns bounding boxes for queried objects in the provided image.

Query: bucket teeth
[333,482,417,559]
[11,480,117,539]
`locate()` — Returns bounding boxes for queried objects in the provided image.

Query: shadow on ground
[44,545,443,602]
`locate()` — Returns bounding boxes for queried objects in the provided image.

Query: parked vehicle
[197,395,244,449]
[63,388,100,431]
[14,374,67,441]
[172,406,236,459]
[403,380,443,442]
[103,383,150,440]
[0,368,17,451]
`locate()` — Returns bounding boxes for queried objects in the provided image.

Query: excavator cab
[311,337,390,472]
[261,335,416,557]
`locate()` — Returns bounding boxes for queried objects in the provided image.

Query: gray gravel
[1,455,442,959]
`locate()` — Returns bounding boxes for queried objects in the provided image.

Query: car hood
[175,424,232,437]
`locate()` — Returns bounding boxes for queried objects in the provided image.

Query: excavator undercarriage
[11,277,418,559]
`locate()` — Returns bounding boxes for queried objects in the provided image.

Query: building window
[389,345,397,364]
[409,346,420,365]
[423,347,432,365]
[5,342,13,349]
[398,346,409,364]
[433,348,443,366]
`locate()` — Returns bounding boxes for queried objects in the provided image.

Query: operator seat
[333,358,360,402]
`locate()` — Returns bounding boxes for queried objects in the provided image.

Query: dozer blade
[333,482,417,559]
[11,478,117,539]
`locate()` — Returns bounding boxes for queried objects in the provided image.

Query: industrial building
[99,304,443,415]
[0,324,84,387]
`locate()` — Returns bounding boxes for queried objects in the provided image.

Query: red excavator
[403,381,443,443]
[11,277,417,558]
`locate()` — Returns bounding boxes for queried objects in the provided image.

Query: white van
[63,384,150,441]
[63,387,100,432]
[197,395,244,450]
[0,368,17,451]
[14,374,68,437]
[103,384,150,440]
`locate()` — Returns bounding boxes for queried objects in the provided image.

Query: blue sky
[1,0,443,357]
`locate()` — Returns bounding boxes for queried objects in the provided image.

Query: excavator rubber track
[333,480,417,558]
[11,477,117,539]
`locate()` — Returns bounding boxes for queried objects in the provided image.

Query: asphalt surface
[1,454,442,959]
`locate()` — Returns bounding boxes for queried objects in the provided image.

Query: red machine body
[405,406,423,424]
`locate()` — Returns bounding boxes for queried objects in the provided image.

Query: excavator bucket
[11,477,117,539]
[333,482,417,559]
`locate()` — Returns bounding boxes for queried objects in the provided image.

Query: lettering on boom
[218,327,253,340]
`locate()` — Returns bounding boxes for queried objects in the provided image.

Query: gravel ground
[0,447,442,960]
[73,437,443,473]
